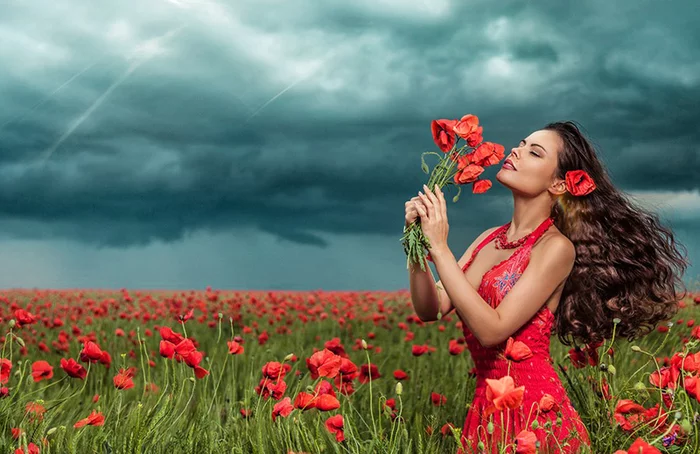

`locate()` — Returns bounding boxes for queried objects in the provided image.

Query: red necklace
[495,219,549,250]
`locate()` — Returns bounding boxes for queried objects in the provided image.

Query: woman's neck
[508,193,554,236]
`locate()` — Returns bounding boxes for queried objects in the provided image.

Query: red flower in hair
[565,170,596,196]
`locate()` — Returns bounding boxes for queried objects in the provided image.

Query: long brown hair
[543,121,691,347]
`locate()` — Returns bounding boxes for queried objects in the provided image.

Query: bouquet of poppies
[401,114,505,271]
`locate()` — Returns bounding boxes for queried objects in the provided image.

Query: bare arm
[429,235,575,347]
[409,226,500,322]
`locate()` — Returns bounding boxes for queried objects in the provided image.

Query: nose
[509,148,519,160]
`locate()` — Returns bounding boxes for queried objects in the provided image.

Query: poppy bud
[681,419,692,434]
[531,420,539,430]
[361,339,368,350]
[478,442,485,450]
[608,365,616,375]
[631,345,642,352]
[396,382,403,396]
[487,421,494,434]
[8,319,15,328]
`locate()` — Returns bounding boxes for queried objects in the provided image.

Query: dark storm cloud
[0,0,698,250]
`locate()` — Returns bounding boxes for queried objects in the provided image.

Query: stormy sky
[0,0,698,291]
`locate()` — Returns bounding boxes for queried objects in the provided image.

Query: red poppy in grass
[80,341,105,364]
[294,392,317,410]
[325,414,344,442]
[412,344,429,356]
[431,392,447,406]
[176,308,195,323]
[1,358,11,384]
[359,364,380,384]
[227,340,244,355]
[315,380,336,397]
[159,326,184,345]
[113,367,137,390]
[159,340,176,359]
[255,378,287,400]
[13,309,36,328]
[448,339,464,355]
[272,397,294,421]
[31,360,53,382]
[11,428,22,439]
[25,402,46,422]
[393,369,409,380]
[324,338,348,358]
[74,409,105,428]
[315,394,341,411]
[441,423,456,437]
[14,442,40,454]
[337,358,359,381]
[0,387,8,398]
[262,361,291,381]
[612,437,661,454]
[648,366,675,390]
[60,358,87,380]
[306,349,343,379]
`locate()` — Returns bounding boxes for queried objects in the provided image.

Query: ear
[549,177,567,196]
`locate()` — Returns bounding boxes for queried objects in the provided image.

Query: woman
[405,121,690,453]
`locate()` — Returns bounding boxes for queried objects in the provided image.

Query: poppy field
[2,286,700,453]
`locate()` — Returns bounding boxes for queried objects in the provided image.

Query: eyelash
[530,151,539,157]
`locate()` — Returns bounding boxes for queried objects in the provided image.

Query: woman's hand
[404,195,422,227]
[415,184,449,254]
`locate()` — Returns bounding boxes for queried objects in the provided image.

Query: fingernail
[418,191,422,195]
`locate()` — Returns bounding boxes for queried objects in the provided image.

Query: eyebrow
[520,139,548,154]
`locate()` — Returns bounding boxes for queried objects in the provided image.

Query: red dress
[457,217,591,454]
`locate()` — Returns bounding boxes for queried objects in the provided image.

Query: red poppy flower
[484,375,525,416]
[431,119,458,152]
[412,344,429,356]
[514,429,537,454]
[294,392,317,410]
[315,394,340,411]
[272,397,294,421]
[1,358,11,384]
[393,369,409,380]
[60,358,87,380]
[113,367,137,390]
[227,340,244,355]
[431,392,447,406]
[306,349,343,379]
[359,364,380,384]
[565,170,596,196]
[31,360,53,382]
[325,414,344,442]
[74,410,105,428]
[453,114,481,144]
[504,337,533,362]
[612,437,661,454]
[472,179,492,194]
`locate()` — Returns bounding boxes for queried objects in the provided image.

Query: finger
[418,192,435,218]
[422,184,439,204]
[414,201,428,220]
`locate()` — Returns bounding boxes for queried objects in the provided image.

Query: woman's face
[496,129,567,197]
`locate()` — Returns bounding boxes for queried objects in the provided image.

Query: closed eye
[530,151,540,157]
